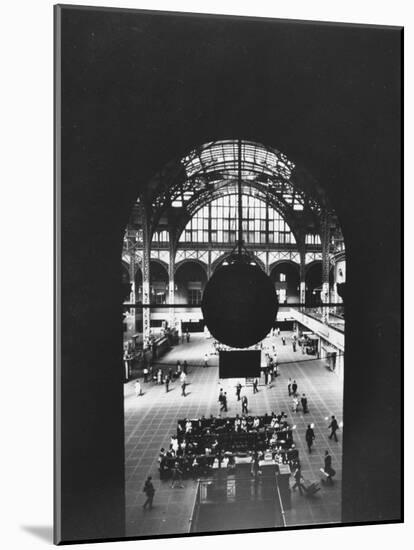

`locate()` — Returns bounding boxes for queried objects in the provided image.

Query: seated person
[227,454,236,470]
[270,416,280,429]
[187,441,196,454]
[159,455,169,478]
[158,447,166,461]
[253,417,260,429]
[191,456,199,477]
[185,419,192,433]
[170,435,179,454]
[269,432,279,446]
[234,415,241,432]
[211,438,219,452]
[181,456,192,476]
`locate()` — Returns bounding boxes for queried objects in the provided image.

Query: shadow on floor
[21,525,53,543]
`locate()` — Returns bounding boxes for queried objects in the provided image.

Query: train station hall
[121,139,345,536]
[56,8,401,543]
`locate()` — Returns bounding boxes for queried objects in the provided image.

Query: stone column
[141,204,151,346]
[129,252,136,304]
[128,252,137,332]
[320,210,331,322]
[168,238,176,330]
[299,251,306,306]
[207,250,212,279]
[332,260,339,305]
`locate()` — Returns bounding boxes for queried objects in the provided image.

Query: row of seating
[158,449,300,480]
[177,430,294,452]
[177,414,291,435]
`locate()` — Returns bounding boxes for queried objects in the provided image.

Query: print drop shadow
[20,525,53,543]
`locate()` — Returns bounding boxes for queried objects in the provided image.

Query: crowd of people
[137,329,341,511]
[153,411,301,484]
[133,359,192,397]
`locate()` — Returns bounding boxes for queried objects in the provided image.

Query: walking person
[181,380,187,397]
[292,380,298,396]
[292,395,299,413]
[186,329,190,343]
[143,367,149,383]
[253,379,259,394]
[236,382,242,401]
[287,378,292,396]
[282,336,286,345]
[323,450,336,484]
[328,415,339,441]
[165,375,170,393]
[301,393,309,413]
[291,463,305,494]
[220,392,228,412]
[305,424,315,453]
[203,353,209,368]
[171,461,184,488]
[183,360,188,375]
[135,379,142,397]
[251,452,261,479]
[242,395,248,414]
[143,476,155,510]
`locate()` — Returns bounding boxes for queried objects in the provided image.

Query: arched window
[152,230,169,243]
[179,195,296,245]
[306,233,321,245]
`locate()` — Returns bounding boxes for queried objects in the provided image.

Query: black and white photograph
[1,1,410,549]
[5,1,397,546]
[121,139,346,536]
[53,4,403,544]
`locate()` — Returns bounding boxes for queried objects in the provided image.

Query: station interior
[121,140,346,536]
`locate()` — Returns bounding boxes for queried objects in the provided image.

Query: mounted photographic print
[54,4,403,544]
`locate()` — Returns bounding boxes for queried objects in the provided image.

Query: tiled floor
[124,332,343,536]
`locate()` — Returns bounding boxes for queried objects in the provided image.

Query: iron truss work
[149,140,325,230]
[123,139,345,258]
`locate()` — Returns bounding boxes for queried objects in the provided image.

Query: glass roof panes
[150,139,321,229]
[182,140,295,182]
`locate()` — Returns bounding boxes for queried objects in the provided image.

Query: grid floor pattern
[124,332,343,536]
